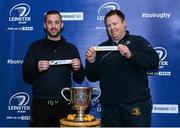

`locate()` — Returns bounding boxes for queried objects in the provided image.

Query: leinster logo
[154,47,168,69]
[9,3,30,17]
[9,92,29,106]
[8,92,30,113]
[154,47,167,61]
[97,2,120,21]
[9,3,31,24]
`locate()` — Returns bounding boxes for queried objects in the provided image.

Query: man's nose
[52,22,56,28]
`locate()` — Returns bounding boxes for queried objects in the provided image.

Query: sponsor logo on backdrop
[155,47,168,69]
[7,59,23,65]
[60,12,83,21]
[96,103,101,112]
[97,2,120,21]
[142,12,171,19]
[6,115,30,121]
[7,92,31,120]
[44,12,83,21]
[8,92,30,113]
[7,3,33,31]
[152,104,179,114]
[9,3,31,24]
[96,2,120,30]
[95,104,179,114]
[148,46,171,76]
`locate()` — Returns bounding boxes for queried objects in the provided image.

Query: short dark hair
[44,10,62,22]
[104,9,125,22]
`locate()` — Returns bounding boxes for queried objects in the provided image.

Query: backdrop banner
[0,0,180,127]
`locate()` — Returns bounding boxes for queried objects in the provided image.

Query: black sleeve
[72,47,85,84]
[85,59,100,82]
[128,36,159,70]
[22,43,40,84]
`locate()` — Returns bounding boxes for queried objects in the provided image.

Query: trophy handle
[61,87,71,103]
[91,88,101,103]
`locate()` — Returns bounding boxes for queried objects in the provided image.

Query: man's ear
[61,22,64,29]
[43,23,46,29]
[123,20,126,29]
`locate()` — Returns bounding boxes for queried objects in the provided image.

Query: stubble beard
[47,31,60,38]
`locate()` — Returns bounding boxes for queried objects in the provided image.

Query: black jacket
[22,37,85,100]
[85,31,159,104]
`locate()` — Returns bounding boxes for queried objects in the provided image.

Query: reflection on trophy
[61,87,101,122]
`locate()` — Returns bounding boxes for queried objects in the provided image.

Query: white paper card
[49,59,72,65]
[94,46,118,51]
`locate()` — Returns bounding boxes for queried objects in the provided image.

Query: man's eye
[106,24,110,28]
[113,22,117,25]
[47,21,52,24]
[55,21,60,24]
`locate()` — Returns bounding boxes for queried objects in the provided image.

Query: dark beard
[47,31,60,37]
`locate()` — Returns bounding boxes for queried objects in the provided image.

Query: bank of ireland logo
[154,47,168,69]
[97,2,120,21]
[8,92,30,113]
[9,3,31,24]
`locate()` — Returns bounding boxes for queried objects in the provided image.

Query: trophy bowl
[61,87,101,122]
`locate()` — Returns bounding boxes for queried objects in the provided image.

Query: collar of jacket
[108,30,129,46]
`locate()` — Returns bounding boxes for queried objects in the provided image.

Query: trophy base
[66,114,95,122]
[60,118,101,127]
[64,118,96,122]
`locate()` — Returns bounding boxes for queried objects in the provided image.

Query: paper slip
[94,46,118,51]
[49,59,72,65]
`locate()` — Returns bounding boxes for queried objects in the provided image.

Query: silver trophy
[61,87,101,121]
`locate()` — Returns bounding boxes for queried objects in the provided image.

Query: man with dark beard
[22,10,85,127]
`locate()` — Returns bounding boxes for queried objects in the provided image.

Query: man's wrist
[88,58,95,63]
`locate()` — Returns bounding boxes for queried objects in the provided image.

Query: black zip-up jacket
[85,31,159,104]
[22,37,85,100]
